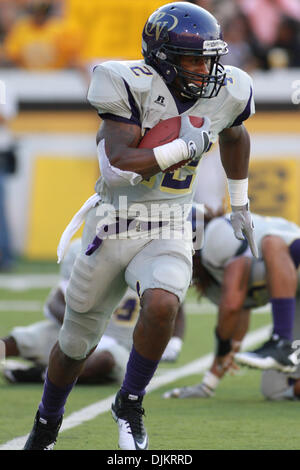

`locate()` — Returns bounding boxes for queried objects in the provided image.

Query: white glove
[179,115,211,160]
[230,202,258,258]
[161,337,183,362]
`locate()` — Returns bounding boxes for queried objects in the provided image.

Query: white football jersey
[201,214,300,308]
[87,60,254,222]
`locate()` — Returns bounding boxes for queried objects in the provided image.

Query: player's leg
[236,236,299,372]
[111,288,180,450]
[23,208,143,450]
[237,236,299,372]
[26,273,128,448]
[161,303,185,362]
[77,350,116,385]
[1,336,19,357]
[260,288,300,401]
[2,320,59,383]
[262,235,297,341]
[111,238,192,450]
[78,337,129,384]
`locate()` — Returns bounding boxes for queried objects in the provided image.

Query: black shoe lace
[119,402,146,436]
[38,431,56,449]
[253,338,277,353]
[31,419,60,449]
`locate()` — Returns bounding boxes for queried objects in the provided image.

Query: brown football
[138,115,204,172]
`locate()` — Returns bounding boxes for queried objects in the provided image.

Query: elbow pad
[97,140,143,187]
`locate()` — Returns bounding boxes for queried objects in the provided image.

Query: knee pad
[261,370,290,400]
[59,310,105,360]
[59,326,91,360]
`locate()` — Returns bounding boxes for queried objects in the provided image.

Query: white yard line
[0,275,272,315]
[0,324,271,450]
[0,274,59,291]
[0,301,44,312]
[0,300,271,315]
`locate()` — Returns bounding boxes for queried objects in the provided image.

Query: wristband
[227,178,248,207]
[153,138,188,171]
[202,371,220,390]
[215,328,231,357]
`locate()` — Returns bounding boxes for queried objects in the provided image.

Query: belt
[85,218,168,256]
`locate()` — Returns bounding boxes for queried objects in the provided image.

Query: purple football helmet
[142,2,228,99]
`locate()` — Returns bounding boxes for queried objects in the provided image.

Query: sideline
[0,325,271,450]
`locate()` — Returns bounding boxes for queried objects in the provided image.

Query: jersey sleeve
[223,66,255,128]
[87,63,141,126]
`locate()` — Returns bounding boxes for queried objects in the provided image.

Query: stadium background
[0,0,300,261]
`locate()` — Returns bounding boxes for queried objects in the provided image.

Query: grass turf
[2,268,295,450]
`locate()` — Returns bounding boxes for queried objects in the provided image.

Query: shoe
[111,390,148,450]
[23,411,63,450]
[163,382,214,399]
[4,365,46,384]
[235,335,299,373]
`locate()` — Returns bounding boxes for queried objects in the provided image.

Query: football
[138,115,204,172]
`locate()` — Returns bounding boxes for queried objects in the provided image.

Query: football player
[24,2,258,450]
[164,210,300,399]
[2,239,184,384]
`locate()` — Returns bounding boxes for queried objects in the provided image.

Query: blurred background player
[3,0,83,71]
[1,238,185,385]
[164,209,300,399]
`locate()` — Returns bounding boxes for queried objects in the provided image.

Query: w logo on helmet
[144,12,178,41]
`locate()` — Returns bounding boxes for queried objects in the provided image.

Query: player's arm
[161,303,185,362]
[219,124,250,180]
[96,115,211,183]
[219,124,258,257]
[210,307,250,379]
[97,119,160,179]
[217,255,251,339]
[214,256,251,369]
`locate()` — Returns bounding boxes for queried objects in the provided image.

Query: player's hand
[230,202,258,258]
[179,115,211,160]
[215,351,237,374]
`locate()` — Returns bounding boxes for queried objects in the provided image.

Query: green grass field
[0,261,298,451]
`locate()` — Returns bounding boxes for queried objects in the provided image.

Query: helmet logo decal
[203,39,228,55]
[144,12,178,41]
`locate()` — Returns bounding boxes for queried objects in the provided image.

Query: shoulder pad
[87,60,155,119]
[222,66,255,126]
[223,66,253,103]
[95,60,155,92]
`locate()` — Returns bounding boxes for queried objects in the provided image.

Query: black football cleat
[4,365,46,384]
[23,411,63,450]
[111,390,148,450]
[235,334,299,373]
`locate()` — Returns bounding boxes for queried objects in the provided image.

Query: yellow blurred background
[0,0,300,261]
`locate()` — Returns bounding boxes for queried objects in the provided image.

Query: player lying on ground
[164,210,300,400]
[2,239,184,384]
[24,2,258,450]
